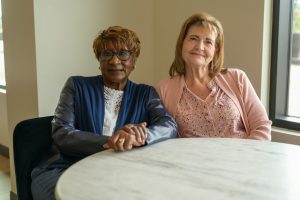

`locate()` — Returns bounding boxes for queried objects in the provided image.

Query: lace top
[175,79,247,138]
[103,86,124,136]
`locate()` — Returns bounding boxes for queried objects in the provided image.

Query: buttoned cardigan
[156,68,272,140]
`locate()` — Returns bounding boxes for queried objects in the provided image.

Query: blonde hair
[93,26,141,62]
[169,12,225,77]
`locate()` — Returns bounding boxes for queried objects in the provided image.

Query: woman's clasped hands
[103,122,147,152]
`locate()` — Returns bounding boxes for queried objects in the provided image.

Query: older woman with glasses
[31,26,177,200]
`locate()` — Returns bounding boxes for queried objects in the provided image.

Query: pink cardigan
[156,68,272,140]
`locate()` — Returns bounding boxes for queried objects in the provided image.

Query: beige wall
[0,0,290,197]
[2,0,38,195]
[34,0,155,116]
[154,0,266,95]
[0,92,8,147]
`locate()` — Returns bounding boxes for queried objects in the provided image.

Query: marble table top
[55,138,300,200]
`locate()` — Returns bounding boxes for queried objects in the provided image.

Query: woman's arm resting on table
[145,88,177,144]
[52,77,110,158]
[238,71,272,141]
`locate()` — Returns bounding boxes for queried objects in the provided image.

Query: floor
[0,155,10,200]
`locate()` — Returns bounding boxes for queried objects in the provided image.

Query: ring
[125,124,134,129]
[118,138,125,144]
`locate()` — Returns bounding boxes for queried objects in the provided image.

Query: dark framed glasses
[100,50,132,61]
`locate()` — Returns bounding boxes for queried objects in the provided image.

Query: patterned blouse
[175,79,247,138]
[103,86,124,136]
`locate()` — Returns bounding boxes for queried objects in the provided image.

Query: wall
[2,0,39,196]
[0,92,8,147]
[153,0,266,99]
[34,0,155,116]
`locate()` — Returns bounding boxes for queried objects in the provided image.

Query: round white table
[55,138,300,200]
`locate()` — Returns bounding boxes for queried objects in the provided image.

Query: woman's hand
[103,122,147,152]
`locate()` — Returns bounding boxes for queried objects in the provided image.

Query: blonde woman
[156,13,271,140]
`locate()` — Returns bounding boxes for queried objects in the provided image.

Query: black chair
[13,116,54,200]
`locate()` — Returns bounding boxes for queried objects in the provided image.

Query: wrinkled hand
[103,122,147,152]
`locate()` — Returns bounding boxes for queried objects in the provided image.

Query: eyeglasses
[99,50,132,61]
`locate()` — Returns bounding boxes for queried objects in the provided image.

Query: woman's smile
[107,68,125,73]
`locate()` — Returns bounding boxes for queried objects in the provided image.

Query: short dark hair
[93,26,141,61]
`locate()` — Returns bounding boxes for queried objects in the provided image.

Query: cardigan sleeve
[235,70,272,140]
[52,77,109,159]
[145,87,177,144]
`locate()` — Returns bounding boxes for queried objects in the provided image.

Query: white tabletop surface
[55,138,300,200]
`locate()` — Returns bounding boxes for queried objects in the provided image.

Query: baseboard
[0,144,9,158]
[10,191,18,200]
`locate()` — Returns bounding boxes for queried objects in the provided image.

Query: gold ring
[126,124,134,129]
[118,138,125,144]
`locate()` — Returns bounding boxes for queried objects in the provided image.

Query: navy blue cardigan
[49,75,176,167]
[74,76,152,134]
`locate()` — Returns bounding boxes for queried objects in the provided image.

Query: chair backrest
[13,116,53,200]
